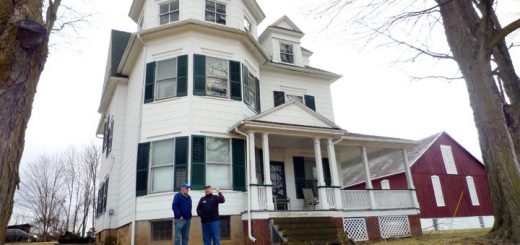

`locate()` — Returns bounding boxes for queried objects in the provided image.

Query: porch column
[361,146,377,209]
[262,133,275,210]
[401,148,420,209]
[327,139,343,209]
[314,138,329,209]
[249,131,259,210]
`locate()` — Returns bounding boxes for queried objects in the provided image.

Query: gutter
[233,123,256,243]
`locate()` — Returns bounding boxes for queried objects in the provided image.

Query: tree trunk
[437,0,520,243]
[0,1,50,244]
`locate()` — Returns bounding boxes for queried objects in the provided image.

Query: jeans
[174,219,191,245]
[201,220,220,245]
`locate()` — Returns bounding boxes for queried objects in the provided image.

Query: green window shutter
[144,62,156,103]
[254,77,261,113]
[293,157,305,199]
[136,142,150,196]
[322,158,331,187]
[177,55,188,97]
[230,60,242,101]
[273,91,285,107]
[232,138,246,191]
[304,95,316,111]
[174,137,189,191]
[191,135,206,190]
[193,54,206,96]
[242,65,249,103]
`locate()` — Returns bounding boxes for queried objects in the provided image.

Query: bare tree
[0,1,62,243]
[18,154,66,241]
[316,0,520,242]
[83,143,100,235]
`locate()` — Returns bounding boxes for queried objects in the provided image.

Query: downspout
[131,33,146,245]
[234,123,256,243]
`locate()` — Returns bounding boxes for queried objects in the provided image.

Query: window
[431,175,445,207]
[440,145,457,174]
[156,58,177,100]
[244,17,251,32]
[102,115,114,157]
[206,137,231,189]
[280,43,294,63]
[244,70,256,109]
[381,179,390,190]
[220,216,231,240]
[205,0,226,25]
[206,57,229,97]
[286,94,303,103]
[150,139,174,193]
[151,220,173,241]
[466,176,480,206]
[159,0,179,25]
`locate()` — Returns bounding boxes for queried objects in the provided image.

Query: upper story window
[280,43,294,64]
[273,91,316,111]
[244,17,252,32]
[286,94,303,103]
[159,0,180,25]
[150,139,175,193]
[206,57,229,97]
[440,145,457,174]
[102,115,114,157]
[205,0,226,25]
[156,58,178,100]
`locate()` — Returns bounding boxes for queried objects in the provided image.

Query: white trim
[431,175,445,207]
[440,144,458,174]
[381,179,390,190]
[466,176,480,206]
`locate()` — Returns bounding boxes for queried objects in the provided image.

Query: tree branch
[488,18,520,51]
[410,75,464,81]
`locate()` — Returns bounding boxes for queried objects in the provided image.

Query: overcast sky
[18,0,520,172]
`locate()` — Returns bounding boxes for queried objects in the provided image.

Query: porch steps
[272,217,340,245]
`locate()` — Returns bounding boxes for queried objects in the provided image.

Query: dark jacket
[196,192,225,223]
[172,192,192,220]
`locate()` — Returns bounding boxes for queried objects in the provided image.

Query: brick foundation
[242,219,271,245]
[366,217,382,241]
[409,215,423,237]
[95,223,131,245]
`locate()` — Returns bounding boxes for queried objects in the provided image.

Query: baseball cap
[181,183,190,188]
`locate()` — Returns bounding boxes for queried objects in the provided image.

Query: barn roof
[342,132,443,187]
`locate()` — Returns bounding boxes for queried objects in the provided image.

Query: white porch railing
[342,190,371,210]
[258,186,267,210]
[325,188,336,209]
[341,189,416,210]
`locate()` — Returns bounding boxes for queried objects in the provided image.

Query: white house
[95,0,423,244]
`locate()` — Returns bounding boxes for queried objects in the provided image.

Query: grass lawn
[370,228,502,244]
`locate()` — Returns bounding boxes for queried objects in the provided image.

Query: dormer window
[205,0,226,25]
[159,0,179,25]
[286,94,303,103]
[280,43,294,64]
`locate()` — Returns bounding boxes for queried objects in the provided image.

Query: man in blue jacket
[172,183,192,245]
[196,185,225,245]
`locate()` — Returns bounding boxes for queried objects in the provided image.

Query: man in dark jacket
[172,183,192,245]
[196,185,225,245]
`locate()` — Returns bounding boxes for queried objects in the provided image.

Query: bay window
[206,57,229,97]
[150,139,175,193]
[206,137,232,189]
[156,58,178,100]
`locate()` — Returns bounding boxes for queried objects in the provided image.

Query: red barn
[342,132,494,230]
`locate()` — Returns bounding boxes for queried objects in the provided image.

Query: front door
[270,161,288,210]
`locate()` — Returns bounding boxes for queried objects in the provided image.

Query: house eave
[263,62,342,81]
[231,120,347,138]
[118,19,271,75]
[97,76,129,113]
[338,134,418,149]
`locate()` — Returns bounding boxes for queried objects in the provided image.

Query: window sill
[148,96,186,104]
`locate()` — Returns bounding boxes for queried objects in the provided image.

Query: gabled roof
[342,132,484,187]
[245,100,342,129]
[109,30,132,77]
[268,15,303,34]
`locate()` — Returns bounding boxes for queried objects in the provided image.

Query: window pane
[206,1,216,11]
[174,167,188,189]
[206,164,231,189]
[206,137,230,163]
[207,77,227,97]
[286,94,303,103]
[304,158,317,180]
[160,14,170,25]
[157,58,177,80]
[281,44,293,54]
[216,3,226,14]
[152,140,174,166]
[160,3,169,14]
[152,166,174,192]
[281,54,294,63]
[216,14,226,24]
[170,12,179,22]
[206,57,228,78]
[205,12,216,22]
[244,18,251,31]
[157,78,177,99]
[171,0,179,11]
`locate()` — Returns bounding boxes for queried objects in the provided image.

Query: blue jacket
[172,192,192,220]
